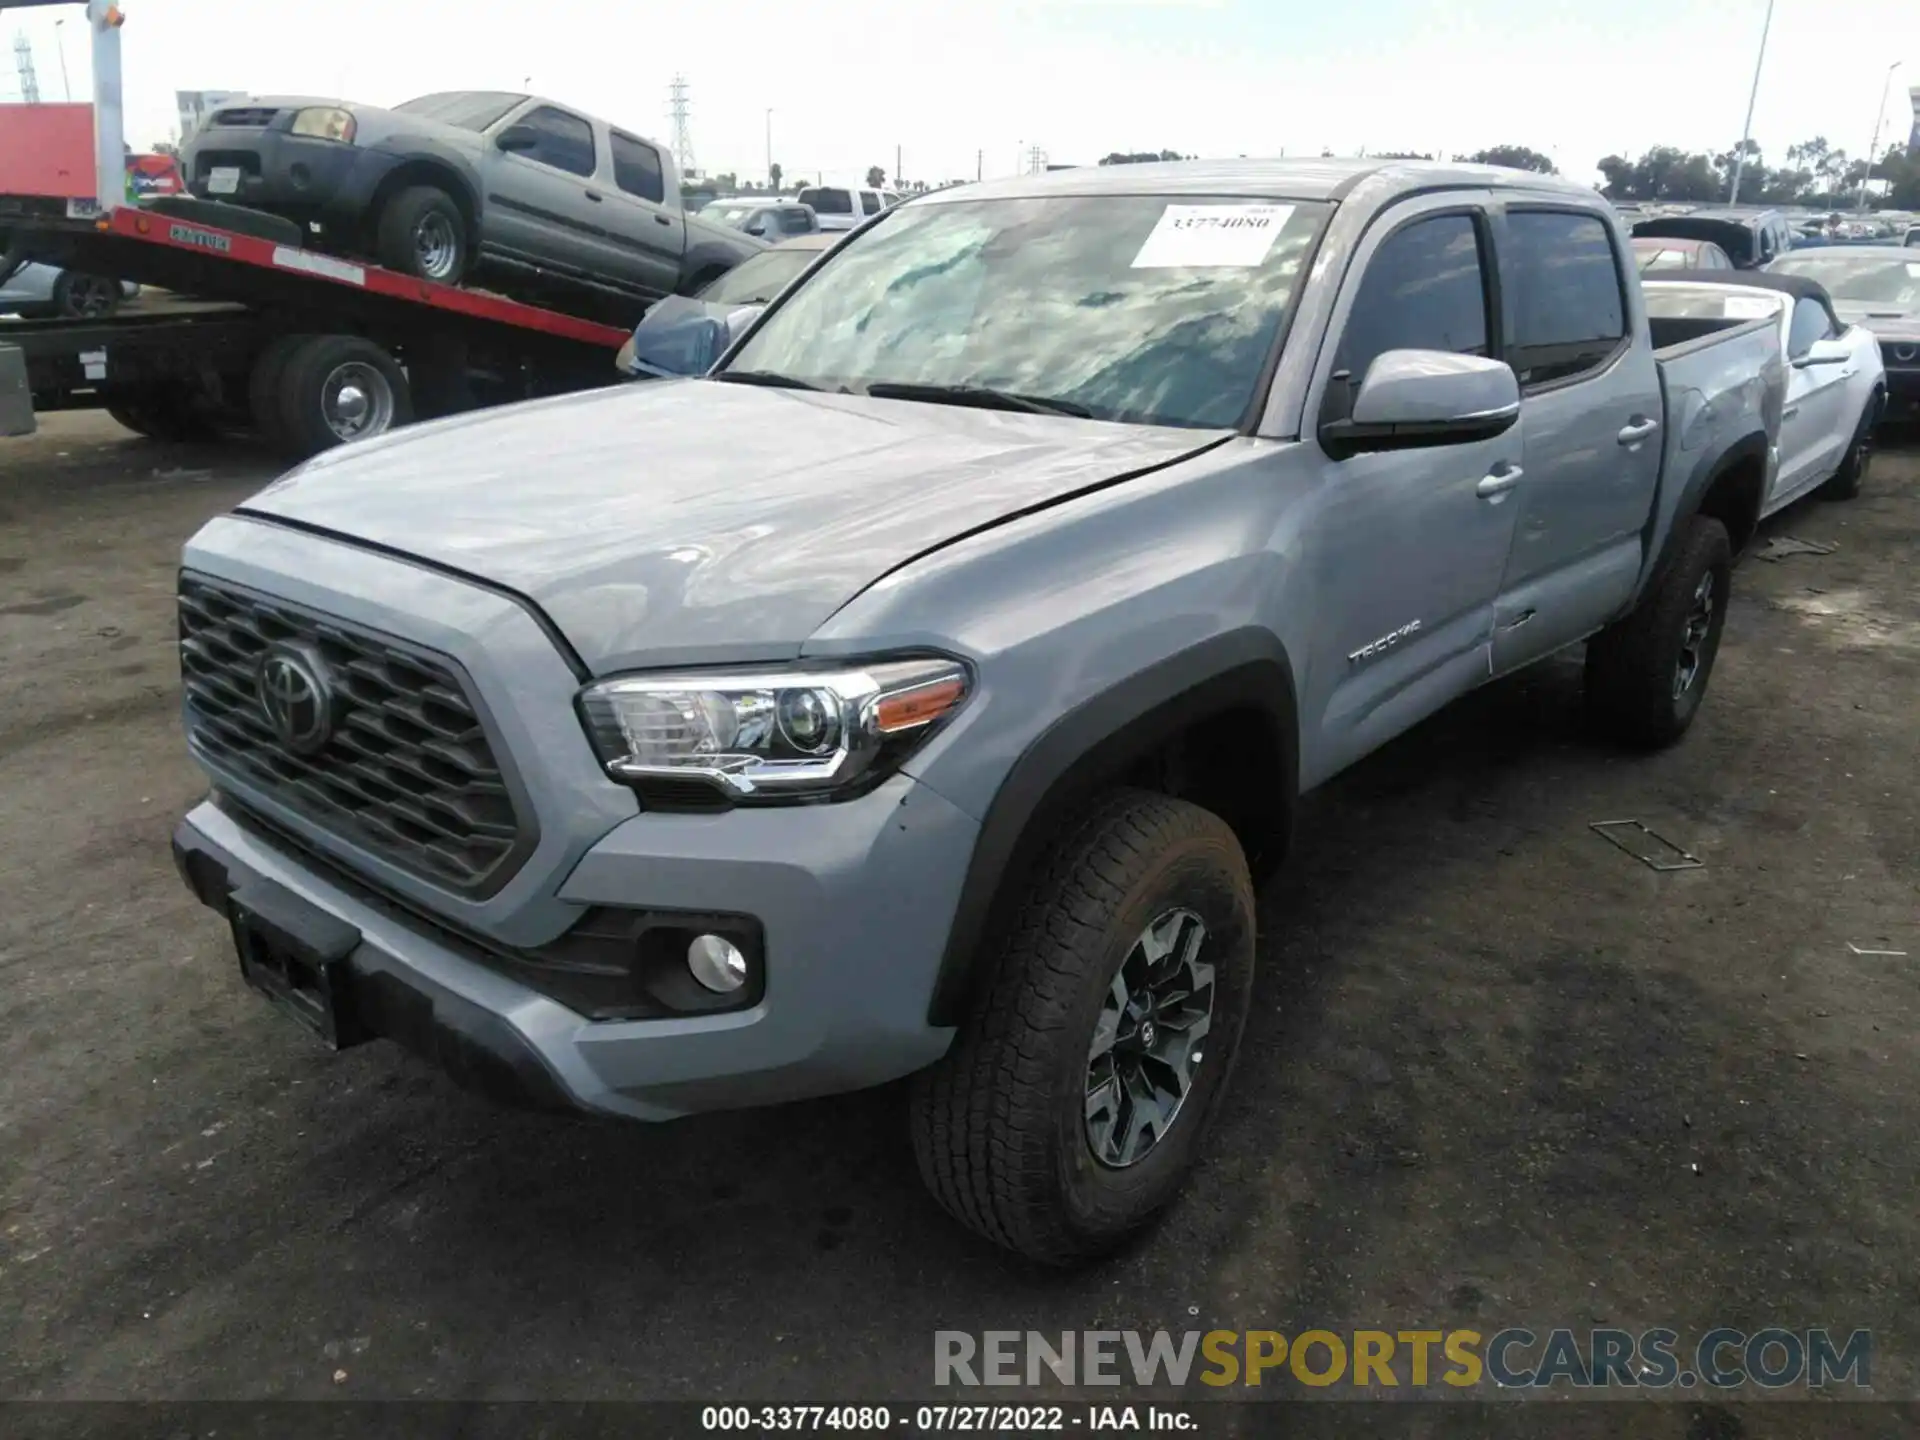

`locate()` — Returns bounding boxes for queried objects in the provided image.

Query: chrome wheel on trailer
[319,360,397,442]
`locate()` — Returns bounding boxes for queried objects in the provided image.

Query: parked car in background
[1904,226,1919,248]
[1644,270,1884,505]
[1632,208,1793,269]
[616,233,838,377]
[0,261,138,319]
[699,199,819,240]
[180,90,762,316]
[171,159,1785,1263]
[794,184,901,231]
[1632,236,1735,274]
[1766,245,1920,426]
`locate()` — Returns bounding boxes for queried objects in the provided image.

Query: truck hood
[239,381,1227,672]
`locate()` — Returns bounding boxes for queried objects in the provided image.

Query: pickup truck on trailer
[170,159,1785,1264]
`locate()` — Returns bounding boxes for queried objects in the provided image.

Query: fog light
[687,933,748,993]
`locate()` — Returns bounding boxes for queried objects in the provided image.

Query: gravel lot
[1,412,1916,1433]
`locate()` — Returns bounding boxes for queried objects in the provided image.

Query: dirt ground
[1,412,1916,1433]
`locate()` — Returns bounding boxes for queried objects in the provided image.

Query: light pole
[1727,0,1776,205]
[1857,61,1902,214]
[765,108,773,185]
[53,19,71,101]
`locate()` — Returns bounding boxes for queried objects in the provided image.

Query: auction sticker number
[701,1407,897,1430]
[1131,203,1295,268]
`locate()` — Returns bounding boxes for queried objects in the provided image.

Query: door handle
[1476,465,1523,499]
[584,189,603,202]
[654,214,672,226]
[1782,405,1800,419]
[1617,417,1660,445]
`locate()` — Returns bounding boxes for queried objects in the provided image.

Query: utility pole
[1728,0,1775,204]
[976,149,982,182]
[13,31,40,104]
[54,19,70,101]
[895,143,901,188]
[1858,61,1902,213]
[667,74,696,178]
[765,108,773,183]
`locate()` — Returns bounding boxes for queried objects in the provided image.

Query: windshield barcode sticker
[1130,204,1295,269]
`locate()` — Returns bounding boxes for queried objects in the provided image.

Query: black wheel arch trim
[1646,427,1770,583]
[924,627,1298,1027]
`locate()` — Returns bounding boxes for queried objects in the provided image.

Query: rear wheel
[105,392,218,442]
[1585,515,1732,749]
[910,789,1256,1264]
[276,334,413,458]
[375,185,467,283]
[247,333,311,452]
[1820,390,1883,501]
[53,271,123,318]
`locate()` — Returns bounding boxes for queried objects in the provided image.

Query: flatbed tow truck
[0,0,629,456]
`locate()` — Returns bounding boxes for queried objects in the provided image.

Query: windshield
[697,249,820,306]
[394,91,526,131]
[1771,253,1920,309]
[703,203,760,226]
[1633,241,1694,273]
[723,194,1329,430]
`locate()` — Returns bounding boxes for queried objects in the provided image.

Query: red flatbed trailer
[1,194,631,456]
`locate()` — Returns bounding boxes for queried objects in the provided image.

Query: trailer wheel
[376,186,468,283]
[248,334,311,451]
[54,272,124,319]
[277,335,413,457]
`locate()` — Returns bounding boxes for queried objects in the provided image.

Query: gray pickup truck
[181,90,761,312]
[170,160,1784,1264]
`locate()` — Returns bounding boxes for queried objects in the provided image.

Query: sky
[3,0,1917,189]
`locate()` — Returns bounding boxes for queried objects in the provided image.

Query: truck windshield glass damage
[723,195,1331,430]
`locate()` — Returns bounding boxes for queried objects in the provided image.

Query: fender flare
[1640,426,1770,596]
[924,628,1299,1027]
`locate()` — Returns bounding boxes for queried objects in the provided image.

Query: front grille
[211,107,279,128]
[178,573,530,896]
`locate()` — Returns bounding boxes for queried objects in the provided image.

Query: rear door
[1777,295,1852,496]
[1487,205,1662,674]
[1297,195,1526,779]
[490,104,606,275]
[606,130,684,297]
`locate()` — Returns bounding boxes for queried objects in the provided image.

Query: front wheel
[1584,515,1732,749]
[1820,391,1883,501]
[375,185,468,283]
[910,789,1255,1264]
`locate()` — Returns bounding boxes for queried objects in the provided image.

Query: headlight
[290,107,357,143]
[578,657,970,805]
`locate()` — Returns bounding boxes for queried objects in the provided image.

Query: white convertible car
[1643,270,1886,510]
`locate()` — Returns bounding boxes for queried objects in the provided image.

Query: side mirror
[743,220,768,237]
[624,297,739,379]
[1320,349,1520,459]
[1794,338,1850,369]
[496,125,538,154]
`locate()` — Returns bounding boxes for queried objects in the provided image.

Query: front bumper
[182,131,399,225]
[173,770,977,1121]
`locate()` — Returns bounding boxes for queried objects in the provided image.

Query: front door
[1775,296,1852,502]
[488,104,606,277]
[1489,206,1664,674]
[1297,198,1526,785]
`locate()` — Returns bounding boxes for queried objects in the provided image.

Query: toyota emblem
[256,643,336,755]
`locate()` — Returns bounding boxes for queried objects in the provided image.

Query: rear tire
[52,271,123,318]
[1819,391,1882,501]
[375,185,468,283]
[275,334,412,458]
[910,789,1256,1264]
[106,392,218,442]
[247,333,311,452]
[1584,515,1732,749]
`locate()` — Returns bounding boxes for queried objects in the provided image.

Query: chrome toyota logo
[256,643,336,755]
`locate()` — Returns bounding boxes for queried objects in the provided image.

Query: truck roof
[934,157,1599,205]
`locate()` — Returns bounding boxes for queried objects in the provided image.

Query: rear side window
[799,187,852,215]
[777,207,813,235]
[1505,210,1627,388]
[610,132,665,203]
[1333,212,1490,386]
[517,106,596,178]
[860,191,882,216]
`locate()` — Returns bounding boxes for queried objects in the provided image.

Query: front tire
[1584,515,1732,749]
[910,789,1255,1264]
[375,185,468,283]
[1820,391,1883,501]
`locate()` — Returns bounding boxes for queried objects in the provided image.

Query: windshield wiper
[862,381,1093,418]
[711,369,821,391]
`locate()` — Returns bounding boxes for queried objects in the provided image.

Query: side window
[1332,212,1490,389]
[1505,210,1628,388]
[517,106,596,178]
[1787,297,1832,358]
[799,187,852,215]
[860,191,882,216]
[610,132,665,203]
[1706,245,1731,270]
[778,208,812,235]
